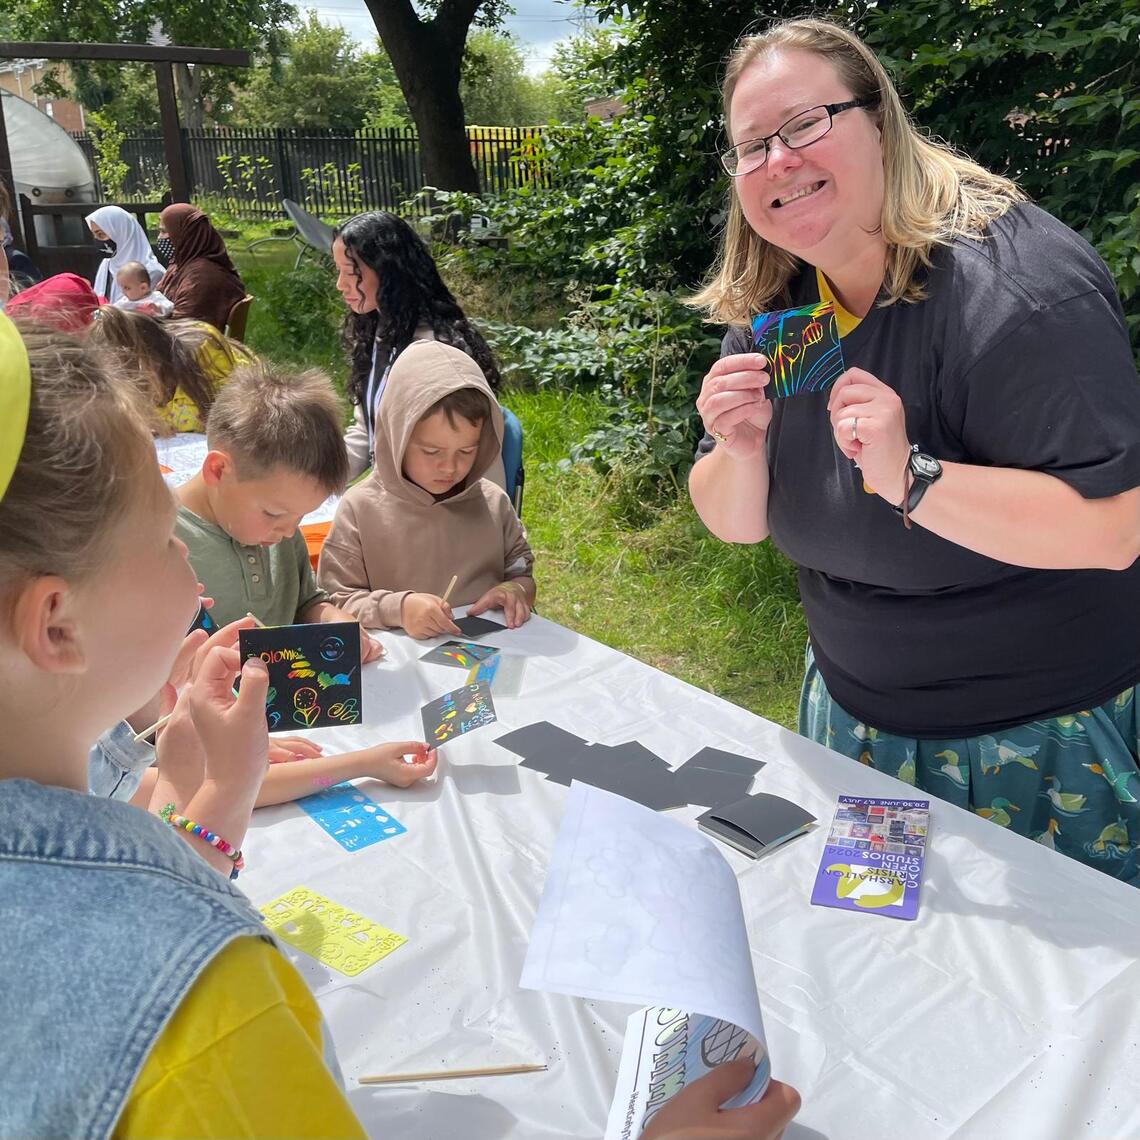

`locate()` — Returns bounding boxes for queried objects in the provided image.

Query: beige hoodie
[318,340,533,628]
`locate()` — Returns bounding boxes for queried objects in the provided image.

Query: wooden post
[155,61,189,203]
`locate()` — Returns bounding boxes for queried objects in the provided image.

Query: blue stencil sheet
[296,781,406,852]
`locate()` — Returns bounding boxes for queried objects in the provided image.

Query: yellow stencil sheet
[260,886,407,977]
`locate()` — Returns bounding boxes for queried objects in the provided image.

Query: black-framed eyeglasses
[719,97,877,177]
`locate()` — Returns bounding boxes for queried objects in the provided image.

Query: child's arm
[254,741,437,807]
[299,598,385,663]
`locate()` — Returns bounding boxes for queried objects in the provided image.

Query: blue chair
[500,405,525,515]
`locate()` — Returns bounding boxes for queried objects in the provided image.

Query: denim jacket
[0,778,272,1139]
[87,720,155,801]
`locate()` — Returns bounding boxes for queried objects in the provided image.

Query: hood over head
[374,339,503,505]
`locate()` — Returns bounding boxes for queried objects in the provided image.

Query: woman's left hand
[828,368,912,505]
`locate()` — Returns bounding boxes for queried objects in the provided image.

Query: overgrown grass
[508,387,806,727]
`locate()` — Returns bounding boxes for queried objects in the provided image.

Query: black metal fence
[70,125,549,219]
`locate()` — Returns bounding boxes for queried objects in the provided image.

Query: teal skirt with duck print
[798,646,1140,886]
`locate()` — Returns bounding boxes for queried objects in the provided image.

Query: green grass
[508,387,806,727]
[224,236,807,727]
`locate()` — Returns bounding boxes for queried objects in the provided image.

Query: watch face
[911,453,941,480]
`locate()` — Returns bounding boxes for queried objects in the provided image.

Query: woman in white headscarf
[85,205,164,303]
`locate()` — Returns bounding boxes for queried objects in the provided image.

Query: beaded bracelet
[160,803,245,879]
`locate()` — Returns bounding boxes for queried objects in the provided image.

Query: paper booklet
[810,795,930,921]
[521,782,771,1139]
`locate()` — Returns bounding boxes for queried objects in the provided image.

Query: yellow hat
[0,312,32,502]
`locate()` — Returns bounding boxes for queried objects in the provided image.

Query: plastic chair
[282,199,336,269]
[500,405,525,516]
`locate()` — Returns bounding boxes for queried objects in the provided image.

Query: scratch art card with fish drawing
[420,640,499,669]
[238,620,362,732]
[810,795,930,921]
[751,301,845,398]
[420,680,497,744]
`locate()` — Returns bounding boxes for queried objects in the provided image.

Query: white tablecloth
[240,613,1140,1140]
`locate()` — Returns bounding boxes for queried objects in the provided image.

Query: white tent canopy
[2,90,95,203]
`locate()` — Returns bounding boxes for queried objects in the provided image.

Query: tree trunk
[364,0,482,192]
[173,63,205,130]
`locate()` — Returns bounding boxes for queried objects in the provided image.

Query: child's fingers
[192,643,244,703]
[191,615,255,678]
[168,628,208,689]
[233,656,269,712]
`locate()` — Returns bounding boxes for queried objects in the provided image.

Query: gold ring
[851,417,859,442]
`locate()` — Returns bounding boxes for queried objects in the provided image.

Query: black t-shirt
[698,203,1140,736]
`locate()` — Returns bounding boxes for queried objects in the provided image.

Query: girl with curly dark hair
[332,210,502,481]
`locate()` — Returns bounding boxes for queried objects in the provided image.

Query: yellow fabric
[114,936,366,1139]
[156,323,256,434]
[815,268,863,338]
[0,313,31,501]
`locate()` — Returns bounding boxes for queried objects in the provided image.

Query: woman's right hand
[696,353,773,462]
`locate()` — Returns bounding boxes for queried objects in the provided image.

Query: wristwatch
[891,447,943,517]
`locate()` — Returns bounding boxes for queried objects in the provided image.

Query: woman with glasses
[689,18,1140,883]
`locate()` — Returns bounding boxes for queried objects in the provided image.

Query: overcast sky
[309,1,589,73]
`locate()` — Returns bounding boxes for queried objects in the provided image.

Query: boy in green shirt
[175,359,383,663]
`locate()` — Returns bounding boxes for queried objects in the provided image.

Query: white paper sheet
[521,782,770,1135]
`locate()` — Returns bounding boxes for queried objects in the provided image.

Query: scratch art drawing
[238,621,362,732]
[420,640,499,669]
[420,681,497,744]
[260,886,406,976]
[751,301,844,398]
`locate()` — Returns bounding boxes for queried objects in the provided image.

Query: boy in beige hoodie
[318,340,535,639]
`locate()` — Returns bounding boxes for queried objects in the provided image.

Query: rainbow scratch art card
[238,621,362,732]
[751,301,844,398]
[260,886,406,976]
[420,680,497,745]
[420,640,499,669]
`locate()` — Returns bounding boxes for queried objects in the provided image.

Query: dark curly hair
[335,211,501,418]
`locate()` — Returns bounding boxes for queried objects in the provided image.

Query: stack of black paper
[494,722,767,813]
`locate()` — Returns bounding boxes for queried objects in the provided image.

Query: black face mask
[156,236,175,266]
[100,238,117,255]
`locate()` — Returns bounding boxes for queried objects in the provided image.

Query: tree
[361,0,510,190]
[855,0,1140,352]
[461,30,557,126]
[12,0,295,129]
[226,11,408,131]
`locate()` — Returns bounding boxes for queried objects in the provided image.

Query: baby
[113,261,174,317]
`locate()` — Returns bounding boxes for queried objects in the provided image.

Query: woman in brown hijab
[156,204,246,332]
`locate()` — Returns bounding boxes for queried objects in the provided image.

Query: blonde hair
[206,360,349,494]
[691,18,1026,325]
[0,321,155,591]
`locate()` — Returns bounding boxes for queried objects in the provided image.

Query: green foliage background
[437,0,1138,498]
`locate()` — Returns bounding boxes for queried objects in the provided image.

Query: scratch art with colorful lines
[238,620,362,732]
[420,680,497,745]
[751,301,844,398]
